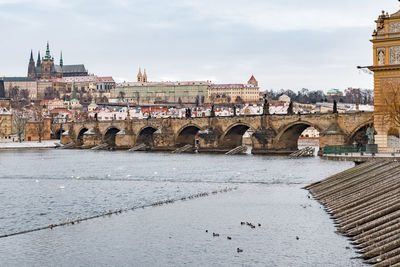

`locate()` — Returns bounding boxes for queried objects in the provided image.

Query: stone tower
[41,42,54,80]
[137,68,143,82]
[28,50,36,78]
[369,8,400,152]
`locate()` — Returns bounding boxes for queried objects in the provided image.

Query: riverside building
[368,8,400,152]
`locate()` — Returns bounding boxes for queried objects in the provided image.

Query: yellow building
[368,8,400,152]
[1,77,38,100]
[0,108,13,140]
[25,118,51,142]
[208,76,260,104]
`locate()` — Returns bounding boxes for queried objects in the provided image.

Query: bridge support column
[83,127,102,148]
[60,133,72,145]
[152,127,176,151]
[116,132,136,149]
[61,124,76,145]
[115,120,136,149]
[197,127,224,153]
[251,127,277,154]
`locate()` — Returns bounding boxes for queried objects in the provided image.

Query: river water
[0,149,363,266]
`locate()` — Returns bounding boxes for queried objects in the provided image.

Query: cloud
[0,0,397,91]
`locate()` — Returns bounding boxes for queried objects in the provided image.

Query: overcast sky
[1,0,399,91]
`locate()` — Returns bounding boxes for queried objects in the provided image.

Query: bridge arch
[347,120,374,146]
[53,128,64,140]
[103,126,121,146]
[221,123,254,149]
[175,124,202,146]
[137,126,158,147]
[275,121,321,151]
[77,127,89,146]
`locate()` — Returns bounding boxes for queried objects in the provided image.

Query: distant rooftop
[210,83,256,89]
[1,77,36,82]
[118,81,210,87]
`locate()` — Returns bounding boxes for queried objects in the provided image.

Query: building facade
[25,118,51,142]
[0,108,13,140]
[208,76,260,103]
[113,80,210,105]
[368,8,400,152]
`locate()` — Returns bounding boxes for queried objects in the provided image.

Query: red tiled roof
[97,76,115,83]
[248,75,256,82]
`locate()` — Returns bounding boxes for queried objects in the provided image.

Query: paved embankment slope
[0,140,59,149]
[305,160,400,266]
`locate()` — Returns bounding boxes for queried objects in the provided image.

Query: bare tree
[12,112,25,143]
[118,91,126,103]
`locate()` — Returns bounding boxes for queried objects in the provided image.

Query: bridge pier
[115,132,136,150]
[151,127,176,152]
[61,132,73,145]
[82,127,103,148]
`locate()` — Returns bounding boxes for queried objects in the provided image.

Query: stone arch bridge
[56,112,373,154]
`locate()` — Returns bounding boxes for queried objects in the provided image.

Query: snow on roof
[209,83,255,89]
[117,81,210,87]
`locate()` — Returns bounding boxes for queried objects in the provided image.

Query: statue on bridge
[210,105,215,118]
[263,96,270,115]
[366,124,377,145]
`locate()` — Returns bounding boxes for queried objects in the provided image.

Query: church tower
[41,42,55,79]
[28,50,36,78]
[137,68,143,82]
[369,8,400,152]
[143,69,148,82]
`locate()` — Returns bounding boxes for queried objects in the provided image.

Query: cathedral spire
[44,41,52,60]
[60,51,63,67]
[37,51,41,67]
[28,50,36,78]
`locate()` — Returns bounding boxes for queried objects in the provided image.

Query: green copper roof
[43,42,52,60]
[60,51,63,67]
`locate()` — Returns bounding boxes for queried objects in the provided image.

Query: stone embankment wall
[306,160,400,266]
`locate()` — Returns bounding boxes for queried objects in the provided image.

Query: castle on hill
[28,42,88,80]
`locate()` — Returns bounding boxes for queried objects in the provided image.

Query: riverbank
[306,160,400,266]
[0,140,60,149]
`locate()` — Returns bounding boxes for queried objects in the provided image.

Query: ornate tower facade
[369,8,400,152]
[41,42,55,80]
[28,50,36,78]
